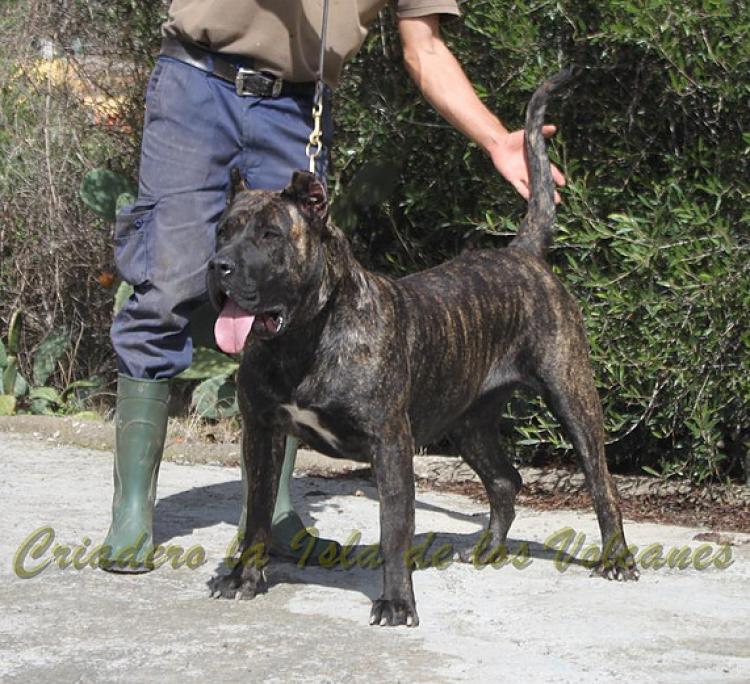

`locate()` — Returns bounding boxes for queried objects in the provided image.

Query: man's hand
[398,15,565,203]
[489,126,566,203]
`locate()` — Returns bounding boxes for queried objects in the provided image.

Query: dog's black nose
[208,257,234,277]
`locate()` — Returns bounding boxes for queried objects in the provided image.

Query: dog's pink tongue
[214,299,254,354]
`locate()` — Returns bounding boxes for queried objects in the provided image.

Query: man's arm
[398,15,565,202]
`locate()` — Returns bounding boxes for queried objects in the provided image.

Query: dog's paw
[369,598,419,627]
[591,560,640,582]
[208,565,267,600]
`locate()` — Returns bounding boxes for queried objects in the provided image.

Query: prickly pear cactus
[32,328,71,387]
[0,338,13,415]
[1,364,16,397]
[191,374,239,419]
[7,309,21,354]
[113,281,134,314]
[0,394,15,416]
[79,168,136,221]
[2,310,22,396]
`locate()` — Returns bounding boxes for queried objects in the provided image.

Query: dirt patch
[413,477,750,534]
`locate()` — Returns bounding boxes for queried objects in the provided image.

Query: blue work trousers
[111,54,331,379]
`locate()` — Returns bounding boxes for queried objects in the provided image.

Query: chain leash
[306,87,325,174]
[305,0,330,176]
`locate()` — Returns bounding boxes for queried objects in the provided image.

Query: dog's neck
[287,221,374,336]
[321,222,380,308]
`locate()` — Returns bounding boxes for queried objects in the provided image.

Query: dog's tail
[511,68,574,258]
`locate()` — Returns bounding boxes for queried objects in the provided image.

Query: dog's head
[207,170,337,352]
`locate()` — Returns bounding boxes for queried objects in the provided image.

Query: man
[104,0,565,571]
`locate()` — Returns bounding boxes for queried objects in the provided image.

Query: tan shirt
[162,0,460,87]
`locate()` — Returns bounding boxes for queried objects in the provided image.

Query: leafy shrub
[175,348,240,420]
[0,310,103,415]
[333,1,750,480]
[0,1,164,388]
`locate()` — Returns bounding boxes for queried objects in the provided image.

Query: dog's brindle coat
[206,71,638,627]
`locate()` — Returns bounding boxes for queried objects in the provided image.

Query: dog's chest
[275,401,367,460]
[280,402,340,448]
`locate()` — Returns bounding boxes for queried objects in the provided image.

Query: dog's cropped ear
[227,167,249,205]
[283,170,329,223]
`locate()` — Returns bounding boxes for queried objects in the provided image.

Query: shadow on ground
[154,476,588,603]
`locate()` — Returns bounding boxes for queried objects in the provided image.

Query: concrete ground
[1,431,749,683]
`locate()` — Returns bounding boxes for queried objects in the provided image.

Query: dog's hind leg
[539,342,639,580]
[450,396,522,547]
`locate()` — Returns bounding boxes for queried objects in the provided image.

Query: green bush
[1,1,747,481]
[333,1,749,481]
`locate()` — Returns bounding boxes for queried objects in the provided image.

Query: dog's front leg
[369,423,419,627]
[209,424,285,599]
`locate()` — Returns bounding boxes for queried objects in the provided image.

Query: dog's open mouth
[214,295,286,353]
[253,310,285,336]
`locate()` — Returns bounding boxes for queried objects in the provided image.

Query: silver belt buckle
[235,67,283,97]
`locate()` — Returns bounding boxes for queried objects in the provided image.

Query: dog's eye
[218,218,240,238]
[261,228,281,241]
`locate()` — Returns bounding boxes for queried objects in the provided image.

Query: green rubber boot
[239,435,341,564]
[101,375,169,573]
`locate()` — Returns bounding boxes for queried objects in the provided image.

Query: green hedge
[334,1,750,481]
[1,1,747,480]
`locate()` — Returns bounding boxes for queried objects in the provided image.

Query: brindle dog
[206,70,638,627]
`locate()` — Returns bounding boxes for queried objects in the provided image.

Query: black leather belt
[160,37,316,98]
